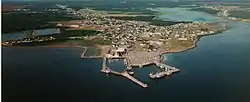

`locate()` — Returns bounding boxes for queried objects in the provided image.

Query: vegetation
[111,16,192,26]
[9,29,110,47]
[2,12,76,33]
[229,11,250,19]
[64,39,112,46]
[168,39,194,51]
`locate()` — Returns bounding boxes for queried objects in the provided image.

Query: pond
[2,28,60,41]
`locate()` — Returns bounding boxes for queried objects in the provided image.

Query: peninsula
[2,4,228,88]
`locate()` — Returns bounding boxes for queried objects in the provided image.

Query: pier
[80,47,87,58]
[81,47,102,59]
[121,71,148,88]
[149,61,180,79]
[81,56,102,59]
[101,68,148,88]
[101,57,148,88]
[81,48,180,88]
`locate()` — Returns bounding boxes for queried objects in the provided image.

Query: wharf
[101,57,148,88]
[121,71,148,88]
[129,62,154,67]
[82,50,179,87]
[125,51,161,68]
[101,68,148,88]
[107,56,126,59]
[80,47,87,58]
[149,61,180,79]
[80,47,102,59]
[81,56,102,59]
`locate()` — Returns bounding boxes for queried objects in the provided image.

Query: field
[229,10,250,19]
[2,12,75,33]
[167,39,195,52]
[2,2,81,33]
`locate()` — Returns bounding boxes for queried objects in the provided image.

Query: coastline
[161,31,225,55]
[2,31,224,57]
[2,44,87,50]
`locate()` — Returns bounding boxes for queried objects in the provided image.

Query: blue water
[2,28,59,41]
[153,8,224,22]
[2,8,250,102]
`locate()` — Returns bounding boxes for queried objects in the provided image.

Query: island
[2,4,228,88]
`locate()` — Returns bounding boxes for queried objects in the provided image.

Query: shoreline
[2,31,223,57]
[2,44,87,49]
[161,36,203,55]
[161,29,226,55]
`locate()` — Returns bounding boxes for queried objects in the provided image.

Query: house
[70,25,80,28]
[178,38,188,40]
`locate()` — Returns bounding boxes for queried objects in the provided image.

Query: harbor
[81,46,180,88]
[100,57,148,88]
[80,47,102,59]
[149,61,180,79]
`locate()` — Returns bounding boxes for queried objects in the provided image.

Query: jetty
[81,56,102,59]
[101,68,148,88]
[80,47,102,59]
[121,71,148,88]
[149,61,180,79]
[101,57,148,88]
[81,46,180,88]
[80,47,87,58]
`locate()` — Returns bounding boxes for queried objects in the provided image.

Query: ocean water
[2,8,250,102]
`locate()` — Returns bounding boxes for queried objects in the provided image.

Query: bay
[2,7,250,102]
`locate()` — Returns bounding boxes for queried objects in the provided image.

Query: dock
[149,61,180,79]
[81,56,102,59]
[101,68,148,88]
[80,47,87,58]
[121,71,148,88]
[81,48,180,88]
[101,57,148,88]
[125,51,161,68]
[80,47,102,59]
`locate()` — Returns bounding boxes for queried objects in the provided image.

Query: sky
[2,0,250,1]
[2,0,249,1]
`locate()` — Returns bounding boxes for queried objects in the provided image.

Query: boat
[149,72,165,79]
[128,71,134,75]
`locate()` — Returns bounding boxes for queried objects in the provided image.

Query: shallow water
[2,28,59,41]
[153,7,224,22]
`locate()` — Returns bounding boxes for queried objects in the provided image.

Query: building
[70,25,80,28]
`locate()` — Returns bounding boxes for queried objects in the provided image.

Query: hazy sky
[2,0,250,2]
[2,0,249,1]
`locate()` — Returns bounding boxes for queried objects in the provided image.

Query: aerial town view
[2,0,250,102]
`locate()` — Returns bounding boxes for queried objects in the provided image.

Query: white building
[70,25,80,28]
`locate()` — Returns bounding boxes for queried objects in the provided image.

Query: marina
[149,61,180,79]
[3,1,250,101]
[80,47,102,59]
[100,57,148,88]
[82,47,180,88]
